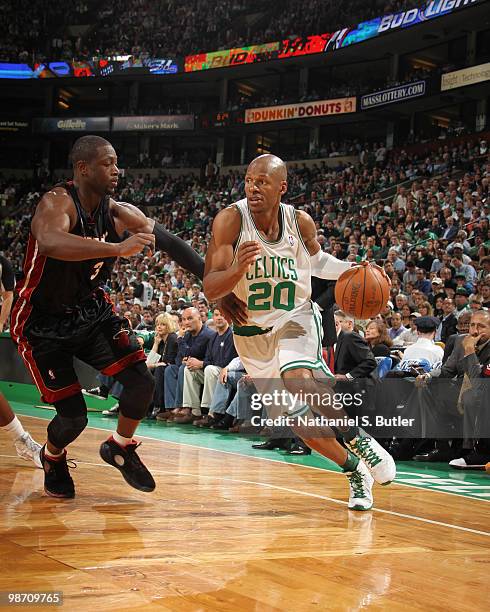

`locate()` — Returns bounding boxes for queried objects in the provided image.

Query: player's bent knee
[48,414,88,448]
[49,392,88,447]
[282,368,314,394]
[116,364,155,420]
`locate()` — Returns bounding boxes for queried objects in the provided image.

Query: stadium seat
[374,356,393,379]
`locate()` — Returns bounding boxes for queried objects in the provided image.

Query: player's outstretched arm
[296,210,353,279]
[110,201,204,279]
[204,207,260,301]
[33,190,154,261]
[111,200,249,324]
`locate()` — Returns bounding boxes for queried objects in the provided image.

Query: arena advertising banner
[184,33,337,71]
[342,0,481,47]
[245,97,356,124]
[185,0,481,72]
[33,117,110,133]
[0,2,482,78]
[112,115,194,131]
[0,119,30,133]
[185,42,279,72]
[440,62,490,91]
[361,81,426,110]
[0,56,179,79]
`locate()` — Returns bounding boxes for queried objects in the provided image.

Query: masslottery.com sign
[361,81,426,110]
[245,97,356,124]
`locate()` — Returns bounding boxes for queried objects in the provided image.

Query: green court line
[2,381,489,501]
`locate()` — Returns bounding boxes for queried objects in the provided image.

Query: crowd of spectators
[1,0,425,63]
[1,131,489,464]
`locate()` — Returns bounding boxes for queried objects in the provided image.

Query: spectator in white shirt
[402,316,444,366]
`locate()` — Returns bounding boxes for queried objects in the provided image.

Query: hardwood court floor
[0,415,488,611]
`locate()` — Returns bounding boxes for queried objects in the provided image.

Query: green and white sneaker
[346,461,374,511]
[345,430,396,485]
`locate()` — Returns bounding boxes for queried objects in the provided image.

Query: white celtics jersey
[231,198,311,329]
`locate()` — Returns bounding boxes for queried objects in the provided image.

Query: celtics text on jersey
[231,198,312,329]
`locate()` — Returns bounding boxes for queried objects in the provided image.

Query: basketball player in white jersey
[204,154,396,511]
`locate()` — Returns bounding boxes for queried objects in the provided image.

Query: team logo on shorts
[288,235,295,246]
[48,369,56,380]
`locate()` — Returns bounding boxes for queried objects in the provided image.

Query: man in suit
[333,310,377,425]
[415,310,490,465]
[448,310,490,467]
[436,297,458,344]
[441,217,459,241]
[333,310,377,381]
[442,311,471,362]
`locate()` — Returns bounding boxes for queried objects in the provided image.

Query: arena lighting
[430,113,451,127]
[410,58,437,69]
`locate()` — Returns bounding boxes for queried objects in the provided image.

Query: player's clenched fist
[234,241,261,274]
[117,233,155,257]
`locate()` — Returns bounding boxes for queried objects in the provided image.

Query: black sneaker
[449,452,490,469]
[40,446,75,499]
[82,386,108,400]
[99,437,155,492]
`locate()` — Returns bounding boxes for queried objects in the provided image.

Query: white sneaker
[14,432,42,468]
[102,403,119,416]
[345,430,396,485]
[346,461,374,511]
[449,457,468,468]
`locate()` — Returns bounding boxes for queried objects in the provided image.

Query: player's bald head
[247,154,287,181]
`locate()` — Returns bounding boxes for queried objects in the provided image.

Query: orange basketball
[334,264,390,319]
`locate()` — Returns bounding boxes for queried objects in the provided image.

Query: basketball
[335,264,390,319]
[485,462,490,474]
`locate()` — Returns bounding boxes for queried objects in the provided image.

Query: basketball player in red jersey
[10,135,245,498]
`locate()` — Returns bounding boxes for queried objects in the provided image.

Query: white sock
[45,448,64,459]
[1,416,26,440]
[113,431,133,447]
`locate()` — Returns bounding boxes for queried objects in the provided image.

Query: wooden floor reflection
[0,415,488,611]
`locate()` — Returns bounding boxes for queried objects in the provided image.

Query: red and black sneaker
[99,437,155,492]
[40,445,75,499]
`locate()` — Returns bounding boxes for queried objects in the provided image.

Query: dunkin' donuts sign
[245,97,356,124]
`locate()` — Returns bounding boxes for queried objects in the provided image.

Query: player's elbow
[36,235,59,257]
[203,280,220,302]
[37,240,54,257]
[203,275,226,301]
